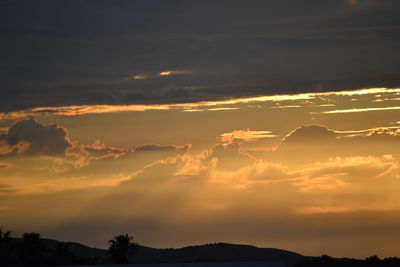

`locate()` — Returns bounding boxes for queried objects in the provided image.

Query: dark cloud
[282,125,337,145]
[275,124,337,162]
[0,162,11,170]
[280,124,400,148]
[62,143,190,178]
[0,119,192,174]
[135,144,190,153]
[280,124,400,152]
[207,143,255,171]
[0,119,126,160]
[1,0,400,112]
[338,128,400,156]
[81,145,128,158]
[0,119,72,155]
[249,124,400,163]
[0,184,16,193]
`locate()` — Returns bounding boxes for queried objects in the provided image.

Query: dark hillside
[131,242,305,265]
[10,238,305,265]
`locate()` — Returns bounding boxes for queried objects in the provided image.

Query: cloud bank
[1,1,400,113]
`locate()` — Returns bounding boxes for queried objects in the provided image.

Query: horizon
[1,0,400,260]
[4,232,390,261]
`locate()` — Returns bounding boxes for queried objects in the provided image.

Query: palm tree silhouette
[108,234,138,264]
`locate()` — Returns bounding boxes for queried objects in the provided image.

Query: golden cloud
[2,87,398,119]
[159,70,187,76]
[220,129,278,144]
[322,106,400,114]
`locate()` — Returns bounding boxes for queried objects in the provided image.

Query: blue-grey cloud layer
[1,0,400,112]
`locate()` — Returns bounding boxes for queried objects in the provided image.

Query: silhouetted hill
[11,238,107,262]
[131,243,305,265]
[11,238,306,265]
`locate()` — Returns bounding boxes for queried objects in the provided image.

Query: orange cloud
[291,155,398,192]
[296,206,352,215]
[1,87,398,119]
[322,106,400,114]
[131,74,148,80]
[220,129,278,144]
[0,162,12,170]
[281,124,336,144]
[159,70,187,76]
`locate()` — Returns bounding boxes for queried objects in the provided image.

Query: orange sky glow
[1,87,400,258]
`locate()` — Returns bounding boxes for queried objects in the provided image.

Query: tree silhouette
[0,227,13,266]
[108,234,137,264]
[17,232,44,267]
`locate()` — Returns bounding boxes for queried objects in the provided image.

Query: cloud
[0,120,191,173]
[0,88,399,119]
[296,206,352,215]
[3,123,400,254]
[321,106,400,114]
[347,0,358,5]
[0,139,29,155]
[63,139,131,168]
[306,155,397,178]
[206,153,398,192]
[127,155,208,184]
[0,162,11,170]
[135,144,190,153]
[93,142,399,200]
[8,118,378,184]
[41,141,192,176]
[240,161,291,182]
[338,127,400,143]
[292,155,398,192]
[219,129,278,144]
[119,143,291,190]
[158,70,188,76]
[124,70,189,81]
[207,143,256,171]
[273,125,338,163]
[2,0,400,113]
[69,145,400,246]
[210,160,292,189]
[0,184,16,193]
[281,124,337,145]
[116,142,290,190]
[268,124,400,163]
[80,140,130,158]
[130,74,148,80]
[0,119,73,155]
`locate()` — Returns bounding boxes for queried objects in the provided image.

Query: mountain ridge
[11,238,306,265]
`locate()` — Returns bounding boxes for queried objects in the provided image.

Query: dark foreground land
[62,263,285,267]
[2,235,400,266]
[3,238,303,266]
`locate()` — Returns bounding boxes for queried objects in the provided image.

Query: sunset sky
[1,0,400,259]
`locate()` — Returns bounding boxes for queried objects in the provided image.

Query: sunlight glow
[0,87,399,119]
[322,106,400,114]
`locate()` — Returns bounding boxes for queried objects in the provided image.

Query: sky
[1,0,400,259]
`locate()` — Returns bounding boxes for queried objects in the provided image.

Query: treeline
[0,228,137,266]
[3,227,400,267]
[295,255,400,267]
